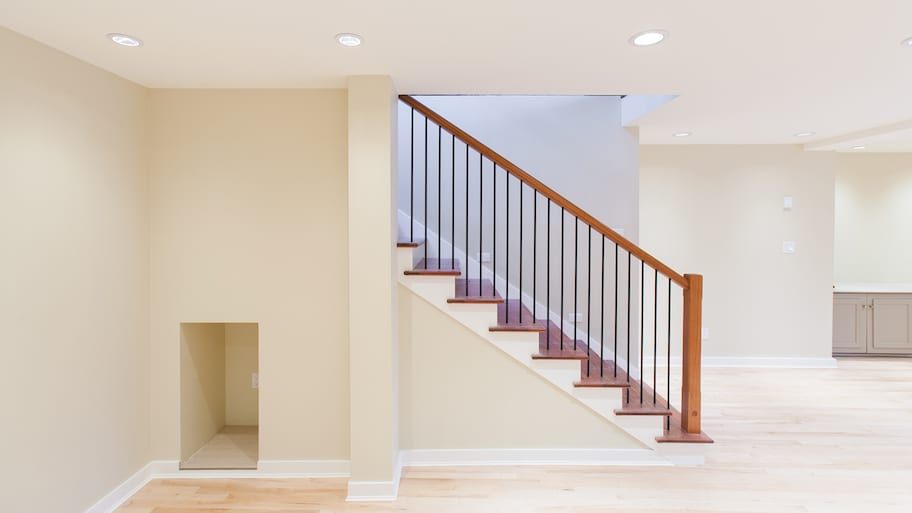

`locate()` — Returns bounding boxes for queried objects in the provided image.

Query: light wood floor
[180,426,258,470]
[119,358,912,512]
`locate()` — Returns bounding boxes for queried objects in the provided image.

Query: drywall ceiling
[3,0,912,150]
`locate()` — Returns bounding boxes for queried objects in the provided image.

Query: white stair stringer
[397,246,707,466]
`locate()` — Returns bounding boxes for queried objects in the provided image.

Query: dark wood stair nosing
[489,324,547,333]
[655,431,714,444]
[397,240,423,248]
[447,296,505,304]
[532,352,589,361]
[405,268,462,276]
[613,406,673,417]
[573,380,631,388]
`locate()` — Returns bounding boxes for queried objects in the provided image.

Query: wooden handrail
[400,94,689,288]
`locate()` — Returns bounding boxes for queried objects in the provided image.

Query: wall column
[346,75,399,500]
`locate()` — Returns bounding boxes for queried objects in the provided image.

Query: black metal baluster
[573,218,578,351]
[667,277,672,427]
[533,193,537,323]
[506,172,510,319]
[519,181,523,324]
[560,208,565,351]
[437,125,441,269]
[478,153,482,291]
[614,244,619,378]
[586,225,591,373]
[493,163,497,299]
[424,117,428,265]
[465,145,469,297]
[626,252,632,402]
[653,268,658,405]
[600,235,605,378]
[451,134,455,267]
[410,108,414,242]
[547,200,551,350]
[640,261,645,405]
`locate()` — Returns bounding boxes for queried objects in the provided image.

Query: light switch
[782,241,797,254]
[251,372,259,389]
[783,196,793,210]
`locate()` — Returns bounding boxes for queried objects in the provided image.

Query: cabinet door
[833,294,868,354]
[871,295,912,354]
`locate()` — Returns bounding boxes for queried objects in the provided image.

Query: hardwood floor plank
[118,358,912,512]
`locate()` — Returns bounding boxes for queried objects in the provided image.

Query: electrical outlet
[782,241,797,254]
[569,312,583,323]
[478,252,491,263]
[251,372,259,389]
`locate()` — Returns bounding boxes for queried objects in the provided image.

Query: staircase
[396,95,712,464]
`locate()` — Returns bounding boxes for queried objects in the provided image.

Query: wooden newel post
[681,273,703,434]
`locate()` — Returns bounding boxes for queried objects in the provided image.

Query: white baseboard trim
[400,448,671,467]
[346,458,402,502]
[85,459,352,513]
[83,462,155,513]
[702,356,838,368]
[151,459,352,479]
[256,459,351,477]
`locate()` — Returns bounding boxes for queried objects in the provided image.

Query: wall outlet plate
[782,241,797,254]
[251,372,259,389]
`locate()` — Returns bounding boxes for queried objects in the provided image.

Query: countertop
[834,283,912,294]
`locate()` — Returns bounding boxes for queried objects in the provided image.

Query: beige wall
[835,153,912,283]
[640,146,835,359]
[399,288,641,449]
[225,323,259,426]
[148,89,350,461]
[180,323,226,461]
[347,76,400,484]
[0,27,150,513]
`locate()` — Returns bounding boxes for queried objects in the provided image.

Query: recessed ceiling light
[335,33,363,47]
[794,131,816,137]
[851,145,866,150]
[901,36,912,46]
[673,132,691,137]
[630,30,667,47]
[107,33,142,47]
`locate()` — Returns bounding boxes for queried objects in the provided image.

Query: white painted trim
[400,448,670,467]
[83,462,154,513]
[153,459,352,479]
[702,356,838,369]
[85,459,353,513]
[346,458,402,502]
[256,459,351,476]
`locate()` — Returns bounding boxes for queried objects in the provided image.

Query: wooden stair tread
[615,380,672,416]
[533,326,589,359]
[489,300,545,332]
[656,430,714,444]
[448,279,504,304]
[575,355,633,387]
[396,239,424,248]
[405,259,461,276]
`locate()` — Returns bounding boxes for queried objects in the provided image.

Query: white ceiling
[3,0,912,150]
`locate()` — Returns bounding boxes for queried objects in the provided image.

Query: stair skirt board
[398,210,644,380]
[398,247,703,465]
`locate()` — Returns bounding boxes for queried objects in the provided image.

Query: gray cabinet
[833,293,912,355]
